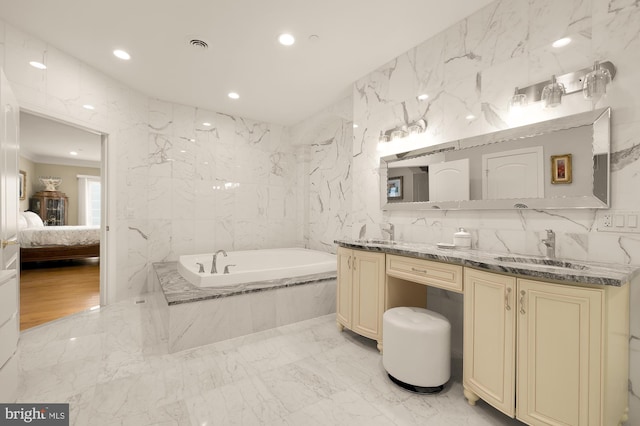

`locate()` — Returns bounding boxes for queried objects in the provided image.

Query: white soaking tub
[177,248,336,287]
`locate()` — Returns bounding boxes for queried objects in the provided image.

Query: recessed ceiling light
[417,94,429,101]
[552,37,572,48]
[29,61,47,70]
[353,124,358,129]
[202,122,212,127]
[70,151,78,156]
[189,138,195,142]
[113,49,131,60]
[465,114,476,120]
[278,33,295,46]
[83,104,95,110]
[180,150,186,153]
[228,92,240,99]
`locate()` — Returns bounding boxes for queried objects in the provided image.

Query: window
[78,175,101,226]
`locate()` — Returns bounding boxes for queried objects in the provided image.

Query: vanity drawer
[386,255,463,293]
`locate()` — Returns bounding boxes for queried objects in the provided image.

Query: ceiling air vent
[188,38,209,50]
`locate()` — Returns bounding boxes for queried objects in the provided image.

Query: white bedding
[20,226,100,247]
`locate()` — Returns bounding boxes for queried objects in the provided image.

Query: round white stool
[382,306,451,393]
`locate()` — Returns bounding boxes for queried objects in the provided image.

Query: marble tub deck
[153,262,337,352]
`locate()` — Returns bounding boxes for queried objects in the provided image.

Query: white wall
[291,0,640,421]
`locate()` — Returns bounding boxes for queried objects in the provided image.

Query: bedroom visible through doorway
[19,112,103,330]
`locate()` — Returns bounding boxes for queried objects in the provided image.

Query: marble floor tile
[15,292,525,425]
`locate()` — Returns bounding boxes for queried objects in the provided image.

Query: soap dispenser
[453,228,471,249]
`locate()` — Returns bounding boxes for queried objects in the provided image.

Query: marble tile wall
[290,0,640,421]
[287,95,354,252]
[0,21,301,304]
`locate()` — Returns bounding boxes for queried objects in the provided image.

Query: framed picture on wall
[551,154,572,184]
[387,176,403,200]
[19,170,26,200]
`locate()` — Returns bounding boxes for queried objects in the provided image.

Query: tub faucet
[542,229,555,258]
[211,249,228,274]
[381,223,395,241]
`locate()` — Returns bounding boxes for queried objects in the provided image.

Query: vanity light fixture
[509,61,616,107]
[541,75,565,108]
[353,124,358,128]
[508,87,528,112]
[113,49,131,60]
[378,119,427,143]
[29,61,47,70]
[417,94,429,101]
[228,92,240,99]
[202,122,212,127]
[83,104,95,110]
[583,60,612,103]
[465,114,475,120]
[70,151,78,156]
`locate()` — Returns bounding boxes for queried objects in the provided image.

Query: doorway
[18,111,105,330]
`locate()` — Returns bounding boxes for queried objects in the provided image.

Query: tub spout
[211,249,228,274]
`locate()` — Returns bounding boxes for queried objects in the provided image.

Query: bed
[19,211,100,263]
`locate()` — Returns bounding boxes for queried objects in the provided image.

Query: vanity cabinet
[463,268,629,426]
[336,247,385,350]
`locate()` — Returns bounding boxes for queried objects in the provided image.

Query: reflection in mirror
[380,108,610,210]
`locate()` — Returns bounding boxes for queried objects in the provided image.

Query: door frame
[19,105,114,306]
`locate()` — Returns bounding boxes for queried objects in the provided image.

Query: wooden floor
[20,258,100,330]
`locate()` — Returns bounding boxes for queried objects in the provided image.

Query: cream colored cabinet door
[463,268,516,417]
[351,250,385,343]
[336,248,385,347]
[336,247,353,330]
[517,278,603,426]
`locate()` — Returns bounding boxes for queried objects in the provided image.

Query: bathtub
[177,248,336,288]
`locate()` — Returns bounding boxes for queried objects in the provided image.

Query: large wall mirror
[380,108,610,210]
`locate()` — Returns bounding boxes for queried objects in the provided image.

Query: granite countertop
[335,239,640,287]
[154,261,337,305]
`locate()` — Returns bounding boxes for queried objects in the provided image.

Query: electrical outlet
[598,211,640,233]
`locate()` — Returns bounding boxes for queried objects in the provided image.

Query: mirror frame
[380,108,611,210]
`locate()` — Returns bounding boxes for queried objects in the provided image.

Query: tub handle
[196,262,205,273]
[224,264,236,274]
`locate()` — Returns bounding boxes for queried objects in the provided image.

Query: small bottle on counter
[453,228,472,249]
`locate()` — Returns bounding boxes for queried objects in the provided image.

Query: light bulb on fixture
[541,75,565,108]
[508,87,528,113]
[583,61,612,103]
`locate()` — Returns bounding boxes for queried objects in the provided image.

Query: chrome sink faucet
[381,223,395,241]
[542,229,555,258]
[211,249,228,274]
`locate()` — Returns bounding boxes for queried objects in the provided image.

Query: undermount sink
[494,256,590,271]
[356,239,397,246]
